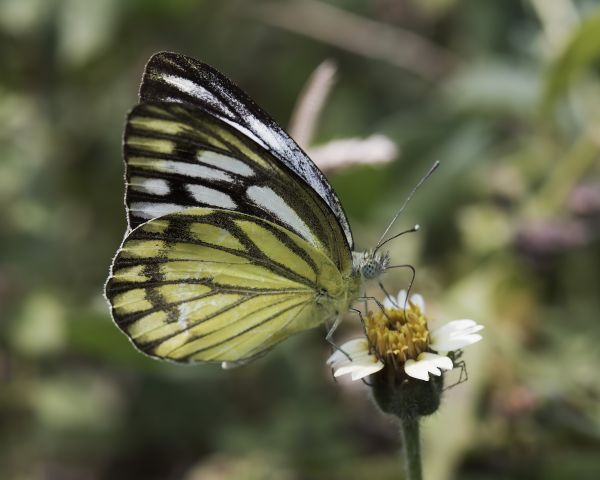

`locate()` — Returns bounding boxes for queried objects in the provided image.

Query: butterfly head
[353,250,390,280]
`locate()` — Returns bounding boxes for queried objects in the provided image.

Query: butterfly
[105,52,399,367]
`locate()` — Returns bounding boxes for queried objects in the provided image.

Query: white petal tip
[404,353,453,381]
[397,290,408,307]
[350,362,384,381]
[430,319,484,352]
[410,293,425,312]
[383,297,395,310]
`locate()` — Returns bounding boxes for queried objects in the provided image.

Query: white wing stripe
[129,177,170,195]
[129,202,187,219]
[246,116,286,156]
[197,151,255,177]
[246,186,318,247]
[185,184,237,209]
[156,160,233,182]
[220,116,268,149]
[162,74,234,117]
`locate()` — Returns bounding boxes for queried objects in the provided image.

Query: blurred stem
[400,416,422,480]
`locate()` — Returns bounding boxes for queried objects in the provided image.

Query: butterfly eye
[357,250,390,280]
[361,261,379,279]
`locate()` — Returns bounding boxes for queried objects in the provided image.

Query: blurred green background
[2,0,600,479]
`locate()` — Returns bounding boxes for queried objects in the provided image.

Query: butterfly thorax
[352,249,390,281]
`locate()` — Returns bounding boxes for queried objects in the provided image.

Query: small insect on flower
[327,290,483,382]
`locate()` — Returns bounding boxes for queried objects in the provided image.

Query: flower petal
[404,360,429,381]
[326,338,369,365]
[329,352,371,369]
[396,289,408,308]
[430,334,482,352]
[433,319,482,338]
[333,357,383,379]
[430,319,484,352]
[410,293,425,312]
[350,361,385,380]
[326,336,384,381]
[404,352,453,381]
[333,363,366,377]
[383,296,396,310]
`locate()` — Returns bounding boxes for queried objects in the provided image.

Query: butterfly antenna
[375,224,420,253]
[375,161,440,250]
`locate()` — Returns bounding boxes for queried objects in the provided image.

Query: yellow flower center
[366,301,430,363]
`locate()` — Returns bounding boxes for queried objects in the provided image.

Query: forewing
[106,207,344,364]
[124,101,351,271]
[138,51,353,249]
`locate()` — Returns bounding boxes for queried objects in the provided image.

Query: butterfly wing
[106,207,355,363]
[124,101,351,272]
[108,53,361,364]
[137,51,353,249]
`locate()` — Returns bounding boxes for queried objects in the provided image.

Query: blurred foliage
[1,1,600,479]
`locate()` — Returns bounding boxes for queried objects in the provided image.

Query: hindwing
[106,208,353,364]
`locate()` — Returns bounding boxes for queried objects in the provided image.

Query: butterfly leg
[325,314,352,361]
[443,350,468,390]
[378,281,396,307]
[348,306,378,358]
[457,360,468,383]
[443,360,468,390]
[347,307,377,387]
[358,295,392,322]
[349,307,369,336]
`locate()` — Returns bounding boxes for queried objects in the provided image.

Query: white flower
[326,338,384,380]
[328,291,484,382]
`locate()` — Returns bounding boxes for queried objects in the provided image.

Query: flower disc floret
[366,297,429,363]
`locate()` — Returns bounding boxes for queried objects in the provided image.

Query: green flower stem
[400,416,422,480]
